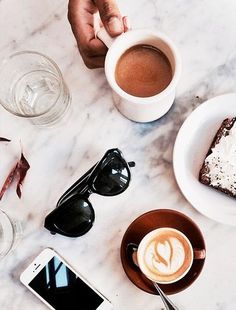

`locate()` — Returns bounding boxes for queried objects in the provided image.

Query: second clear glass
[0,209,22,260]
[0,51,71,126]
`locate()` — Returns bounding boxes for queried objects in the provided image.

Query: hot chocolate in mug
[97,27,181,122]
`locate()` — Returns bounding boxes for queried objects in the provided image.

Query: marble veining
[1,0,236,309]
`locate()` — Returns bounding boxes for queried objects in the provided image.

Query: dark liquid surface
[115,44,172,97]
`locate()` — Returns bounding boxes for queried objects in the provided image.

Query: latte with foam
[137,228,193,283]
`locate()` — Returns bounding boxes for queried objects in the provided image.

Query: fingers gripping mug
[97,28,181,123]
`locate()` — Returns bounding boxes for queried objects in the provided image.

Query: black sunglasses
[44,149,135,237]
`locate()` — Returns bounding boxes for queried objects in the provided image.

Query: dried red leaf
[0,164,18,200]
[0,152,30,200]
[0,137,10,142]
[16,153,30,198]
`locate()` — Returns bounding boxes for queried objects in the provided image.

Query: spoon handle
[153,282,179,310]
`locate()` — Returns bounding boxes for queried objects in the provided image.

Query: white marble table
[0,0,236,309]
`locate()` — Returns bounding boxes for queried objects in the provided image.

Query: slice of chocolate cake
[199,117,236,198]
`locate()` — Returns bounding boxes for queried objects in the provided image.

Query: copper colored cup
[120,209,206,295]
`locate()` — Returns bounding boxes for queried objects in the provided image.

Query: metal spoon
[127,243,179,310]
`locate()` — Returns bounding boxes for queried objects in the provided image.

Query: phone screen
[29,256,104,310]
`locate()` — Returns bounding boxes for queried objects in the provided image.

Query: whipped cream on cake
[199,118,236,197]
[205,122,236,194]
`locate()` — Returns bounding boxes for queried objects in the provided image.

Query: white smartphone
[20,248,113,310]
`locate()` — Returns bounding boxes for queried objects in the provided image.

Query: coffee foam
[138,228,193,283]
[115,44,172,98]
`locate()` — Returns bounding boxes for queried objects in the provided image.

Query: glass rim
[0,209,15,258]
[0,50,65,118]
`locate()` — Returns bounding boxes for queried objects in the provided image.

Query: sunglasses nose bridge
[80,186,93,198]
[88,188,93,196]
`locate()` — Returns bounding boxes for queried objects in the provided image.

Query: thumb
[95,0,124,37]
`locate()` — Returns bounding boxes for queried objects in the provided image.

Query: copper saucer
[120,209,206,295]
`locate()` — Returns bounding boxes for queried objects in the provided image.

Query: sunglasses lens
[94,157,129,195]
[54,197,94,236]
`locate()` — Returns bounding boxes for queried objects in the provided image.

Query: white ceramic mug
[97,28,181,123]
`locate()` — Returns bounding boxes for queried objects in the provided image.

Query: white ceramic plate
[173,93,236,226]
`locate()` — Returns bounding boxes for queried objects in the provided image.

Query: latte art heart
[156,240,172,266]
[148,237,185,275]
[138,228,193,283]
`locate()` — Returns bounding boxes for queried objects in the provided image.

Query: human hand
[68,0,130,69]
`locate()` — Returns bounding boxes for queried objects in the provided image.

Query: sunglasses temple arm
[57,162,98,206]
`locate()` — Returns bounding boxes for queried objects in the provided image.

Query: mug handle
[95,13,131,48]
[193,248,206,259]
[96,27,117,48]
[93,11,118,48]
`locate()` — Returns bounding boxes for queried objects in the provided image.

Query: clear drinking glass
[0,209,22,260]
[0,51,71,125]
